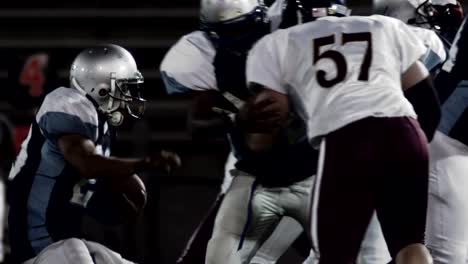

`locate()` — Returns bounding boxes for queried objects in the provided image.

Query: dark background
[3,1,463,263]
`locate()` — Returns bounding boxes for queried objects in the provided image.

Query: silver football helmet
[373,0,437,28]
[70,44,145,126]
[200,0,261,24]
[200,0,270,53]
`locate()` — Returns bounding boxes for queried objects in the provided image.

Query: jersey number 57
[313,32,372,88]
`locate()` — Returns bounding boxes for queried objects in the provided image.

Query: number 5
[313,32,372,88]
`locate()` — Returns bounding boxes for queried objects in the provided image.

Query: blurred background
[2,1,463,263]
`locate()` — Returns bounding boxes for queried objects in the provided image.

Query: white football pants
[426,132,468,264]
[209,155,391,264]
[23,238,135,264]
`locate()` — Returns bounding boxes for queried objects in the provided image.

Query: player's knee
[395,243,433,264]
[62,238,91,257]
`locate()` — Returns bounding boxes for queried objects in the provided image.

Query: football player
[161,0,391,263]
[7,44,181,264]
[374,1,468,263]
[425,16,468,263]
[241,0,441,262]
[161,1,313,263]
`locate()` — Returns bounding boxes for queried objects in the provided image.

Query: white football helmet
[373,0,437,28]
[70,44,145,126]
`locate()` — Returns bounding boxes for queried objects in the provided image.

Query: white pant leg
[83,240,136,264]
[426,132,468,264]
[221,153,303,264]
[303,213,391,264]
[357,213,391,264]
[280,176,313,229]
[251,217,303,264]
[206,173,282,264]
[23,238,135,264]
[251,176,313,264]
[23,238,94,264]
[221,152,237,195]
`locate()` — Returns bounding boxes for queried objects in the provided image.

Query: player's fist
[144,150,181,173]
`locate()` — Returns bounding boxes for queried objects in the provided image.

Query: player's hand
[237,90,288,133]
[144,150,181,174]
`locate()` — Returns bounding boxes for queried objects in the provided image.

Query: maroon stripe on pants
[315,117,429,264]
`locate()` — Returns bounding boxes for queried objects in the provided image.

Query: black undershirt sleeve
[404,76,441,142]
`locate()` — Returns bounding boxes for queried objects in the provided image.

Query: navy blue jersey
[7,87,111,263]
[435,17,468,147]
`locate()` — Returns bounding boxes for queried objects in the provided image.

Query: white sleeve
[160,31,218,94]
[268,0,285,31]
[246,32,287,94]
[36,88,99,141]
[409,27,447,70]
[392,20,428,73]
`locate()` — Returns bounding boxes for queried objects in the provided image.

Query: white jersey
[160,31,218,94]
[410,26,447,70]
[160,0,286,94]
[247,15,427,144]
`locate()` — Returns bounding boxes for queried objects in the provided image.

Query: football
[86,174,147,225]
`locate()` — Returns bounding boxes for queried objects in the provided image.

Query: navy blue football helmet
[280,0,350,27]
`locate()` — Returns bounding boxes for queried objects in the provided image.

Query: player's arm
[58,134,180,179]
[237,84,290,152]
[160,32,233,140]
[188,90,239,139]
[241,31,290,151]
[161,74,232,140]
[402,60,441,141]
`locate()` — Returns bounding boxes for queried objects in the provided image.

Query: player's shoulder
[249,29,288,63]
[161,30,215,68]
[160,30,218,93]
[179,31,214,54]
[410,26,446,57]
[37,87,99,128]
[409,26,442,44]
[361,14,402,25]
[256,28,290,47]
[314,14,392,24]
[334,15,407,31]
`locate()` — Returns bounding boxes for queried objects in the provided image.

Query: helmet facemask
[408,0,438,28]
[108,72,146,120]
[72,71,145,126]
[432,2,464,41]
